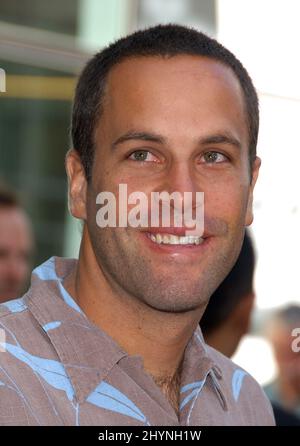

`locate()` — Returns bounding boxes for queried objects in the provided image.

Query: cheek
[101,172,154,206]
[94,166,144,194]
[92,173,153,230]
[204,180,249,221]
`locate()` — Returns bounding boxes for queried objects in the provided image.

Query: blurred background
[0,0,299,388]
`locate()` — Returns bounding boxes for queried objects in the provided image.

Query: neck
[150,362,183,416]
[64,229,203,408]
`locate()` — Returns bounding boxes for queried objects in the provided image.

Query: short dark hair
[201,230,255,336]
[71,24,259,181]
[0,182,19,209]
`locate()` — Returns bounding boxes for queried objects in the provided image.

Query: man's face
[69,55,260,313]
[0,207,33,303]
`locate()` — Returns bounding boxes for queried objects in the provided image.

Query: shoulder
[0,294,52,366]
[0,295,43,343]
[207,345,275,426]
[0,294,53,361]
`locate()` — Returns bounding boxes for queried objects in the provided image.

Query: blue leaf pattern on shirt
[58,282,83,315]
[0,342,75,401]
[1,297,27,313]
[180,380,206,411]
[0,257,243,425]
[87,381,150,424]
[33,258,83,315]
[180,369,212,425]
[33,257,58,281]
[232,369,248,402]
[43,321,62,332]
[0,338,150,425]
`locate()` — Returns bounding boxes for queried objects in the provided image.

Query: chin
[137,280,209,314]
[144,299,201,314]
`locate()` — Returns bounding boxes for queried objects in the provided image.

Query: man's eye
[129,150,156,162]
[201,151,228,164]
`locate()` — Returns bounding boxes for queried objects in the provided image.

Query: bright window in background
[217,0,300,384]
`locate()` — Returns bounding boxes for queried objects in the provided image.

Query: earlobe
[65,149,88,220]
[245,156,261,226]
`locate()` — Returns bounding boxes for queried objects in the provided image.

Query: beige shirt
[0,257,274,426]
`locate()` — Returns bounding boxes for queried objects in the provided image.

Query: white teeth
[170,235,178,244]
[156,234,162,244]
[150,234,156,243]
[180,236,189,245]
[148,233,203,245]
[162,234,169,244]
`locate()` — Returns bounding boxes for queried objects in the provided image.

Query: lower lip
[140,231,211,256]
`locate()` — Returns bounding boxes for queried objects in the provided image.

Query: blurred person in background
[201,230,255,358]
[264,305,300,419]
[0,183,33,303]
[201,232,300,425]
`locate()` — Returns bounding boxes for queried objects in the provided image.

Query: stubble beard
[87,223,240,315]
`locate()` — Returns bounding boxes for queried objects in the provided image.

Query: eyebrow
[112,131,165,148]
[200,134,242,150]
[112,130,242,150]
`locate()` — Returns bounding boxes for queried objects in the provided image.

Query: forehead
[100,55,247,141]
[109,54,241,87]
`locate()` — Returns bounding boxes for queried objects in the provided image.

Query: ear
[245,156,261,226]
[65,149,87,221]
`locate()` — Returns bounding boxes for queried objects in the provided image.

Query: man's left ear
[65,149,88,221]
[245,156,261,226]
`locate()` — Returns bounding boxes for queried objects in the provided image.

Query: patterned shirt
[0,257,275,426]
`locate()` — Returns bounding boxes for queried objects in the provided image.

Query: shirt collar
[180,324,227,411]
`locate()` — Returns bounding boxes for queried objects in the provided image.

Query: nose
[162,160,200,205]
[154,160,204,234]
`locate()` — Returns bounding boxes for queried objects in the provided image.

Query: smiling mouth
[146,232,204,245]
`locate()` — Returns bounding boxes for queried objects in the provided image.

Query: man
[201,232,300,425]
[0,185,33,303]
[264,305,300,419]
[0,24,274,425]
